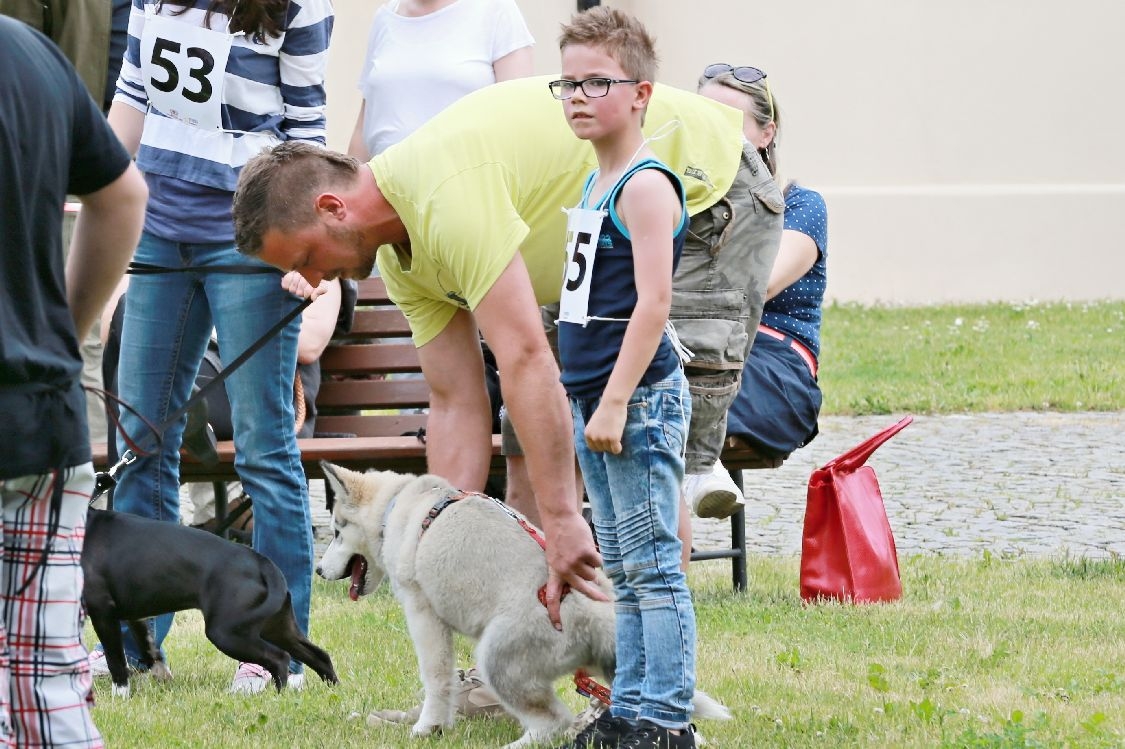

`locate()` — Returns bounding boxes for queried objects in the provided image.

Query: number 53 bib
[140,14,231,130]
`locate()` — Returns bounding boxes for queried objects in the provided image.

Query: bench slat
[316,379,430,410]
[319,343,419,374]
[338,309,413,339]
[314,413,427,438]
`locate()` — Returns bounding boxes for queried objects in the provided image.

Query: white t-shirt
[358,0,534,155]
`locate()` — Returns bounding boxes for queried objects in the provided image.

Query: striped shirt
[114,0,333,242]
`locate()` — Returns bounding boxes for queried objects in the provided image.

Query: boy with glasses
[552,9,698,748]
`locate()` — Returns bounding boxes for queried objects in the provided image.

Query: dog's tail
[264,592,339,686]
[691,689,732,721]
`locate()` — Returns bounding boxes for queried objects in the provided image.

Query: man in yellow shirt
[232,76,759,615]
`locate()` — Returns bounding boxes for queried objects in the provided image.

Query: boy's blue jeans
[111,232,313,673]
[570,369,696,729]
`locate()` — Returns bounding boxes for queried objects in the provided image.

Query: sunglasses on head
[702,63,774,123]
[703,63,767,84]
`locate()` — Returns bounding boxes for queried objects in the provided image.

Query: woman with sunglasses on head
[87,0,334,694]
[696,64,827,510]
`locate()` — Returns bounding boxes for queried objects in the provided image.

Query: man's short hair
[233,142,361,256]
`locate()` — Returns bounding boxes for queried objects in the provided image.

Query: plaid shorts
[0,464,103,748]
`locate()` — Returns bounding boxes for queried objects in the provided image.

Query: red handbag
[800,416,913,603]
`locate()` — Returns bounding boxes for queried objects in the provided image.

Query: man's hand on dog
[541,513,608,629]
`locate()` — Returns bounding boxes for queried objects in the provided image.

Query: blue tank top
[559,158,688,399]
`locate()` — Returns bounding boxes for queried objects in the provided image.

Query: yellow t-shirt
[370,75,743,347]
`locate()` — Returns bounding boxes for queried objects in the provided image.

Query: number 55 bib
[558,205,607,326]
[140,14,231,131]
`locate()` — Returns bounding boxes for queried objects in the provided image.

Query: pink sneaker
[230,662,270,694]
[87,649,111,678]
[230,662,304,694]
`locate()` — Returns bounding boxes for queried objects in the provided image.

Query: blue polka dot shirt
[760,183,827,358]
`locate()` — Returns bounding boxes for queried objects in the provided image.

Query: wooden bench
[95,277,782,591]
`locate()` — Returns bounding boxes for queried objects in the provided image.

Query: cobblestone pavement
[702,411,1125,559]
[191,412,1122,561]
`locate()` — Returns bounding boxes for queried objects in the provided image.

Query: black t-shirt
[0,17,132,479]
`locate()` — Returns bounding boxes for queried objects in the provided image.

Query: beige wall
[326,1,1125,304]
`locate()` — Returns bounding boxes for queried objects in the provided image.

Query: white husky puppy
[317,462,730,748]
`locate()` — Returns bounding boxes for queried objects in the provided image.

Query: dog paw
[149,662,173,682]
[111,683,131,698]
[410,720,447,738]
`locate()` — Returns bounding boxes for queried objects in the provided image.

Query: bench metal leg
[687,469,748,592]
[213,481,229,539]
[730,469,747,591]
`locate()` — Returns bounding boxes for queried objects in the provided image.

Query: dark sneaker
[620,720,697,749]
[181,396,218,467]
[558,712,633,749]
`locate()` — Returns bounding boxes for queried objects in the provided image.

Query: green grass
[87,303,1125,747]
[819,301,1125,415]
[90,560,1125,748]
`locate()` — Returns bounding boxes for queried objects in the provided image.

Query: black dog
[82,508,337,695]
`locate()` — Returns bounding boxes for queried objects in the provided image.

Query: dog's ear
[320,461,356,509]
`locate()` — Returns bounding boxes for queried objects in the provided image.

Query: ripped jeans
[570,370,695,729]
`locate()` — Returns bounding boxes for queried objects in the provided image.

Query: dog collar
[381,493,398,535]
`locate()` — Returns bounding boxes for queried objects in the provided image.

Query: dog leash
[574,669,612,705]
[92,263,314,500]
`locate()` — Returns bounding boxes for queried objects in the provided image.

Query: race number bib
[558,206,606,326]
[140,15,231,130]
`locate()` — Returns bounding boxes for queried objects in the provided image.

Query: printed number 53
[149,37,215,104]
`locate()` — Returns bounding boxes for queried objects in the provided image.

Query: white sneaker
[684,460,744,519]
[230,662,271,694]
[88,649,111,678]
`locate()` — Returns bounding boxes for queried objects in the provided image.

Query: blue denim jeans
[112,232,312,673]
[570,369,696,729]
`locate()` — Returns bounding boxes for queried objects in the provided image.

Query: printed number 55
[566,231,593,292]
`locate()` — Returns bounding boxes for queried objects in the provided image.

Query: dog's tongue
[347,554,368,602]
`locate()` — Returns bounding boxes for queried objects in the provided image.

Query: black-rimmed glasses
[702,63,773,122]
[548,77,640,100]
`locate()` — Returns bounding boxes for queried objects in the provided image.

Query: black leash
[92,263,314,500]
[126,261,280,276]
